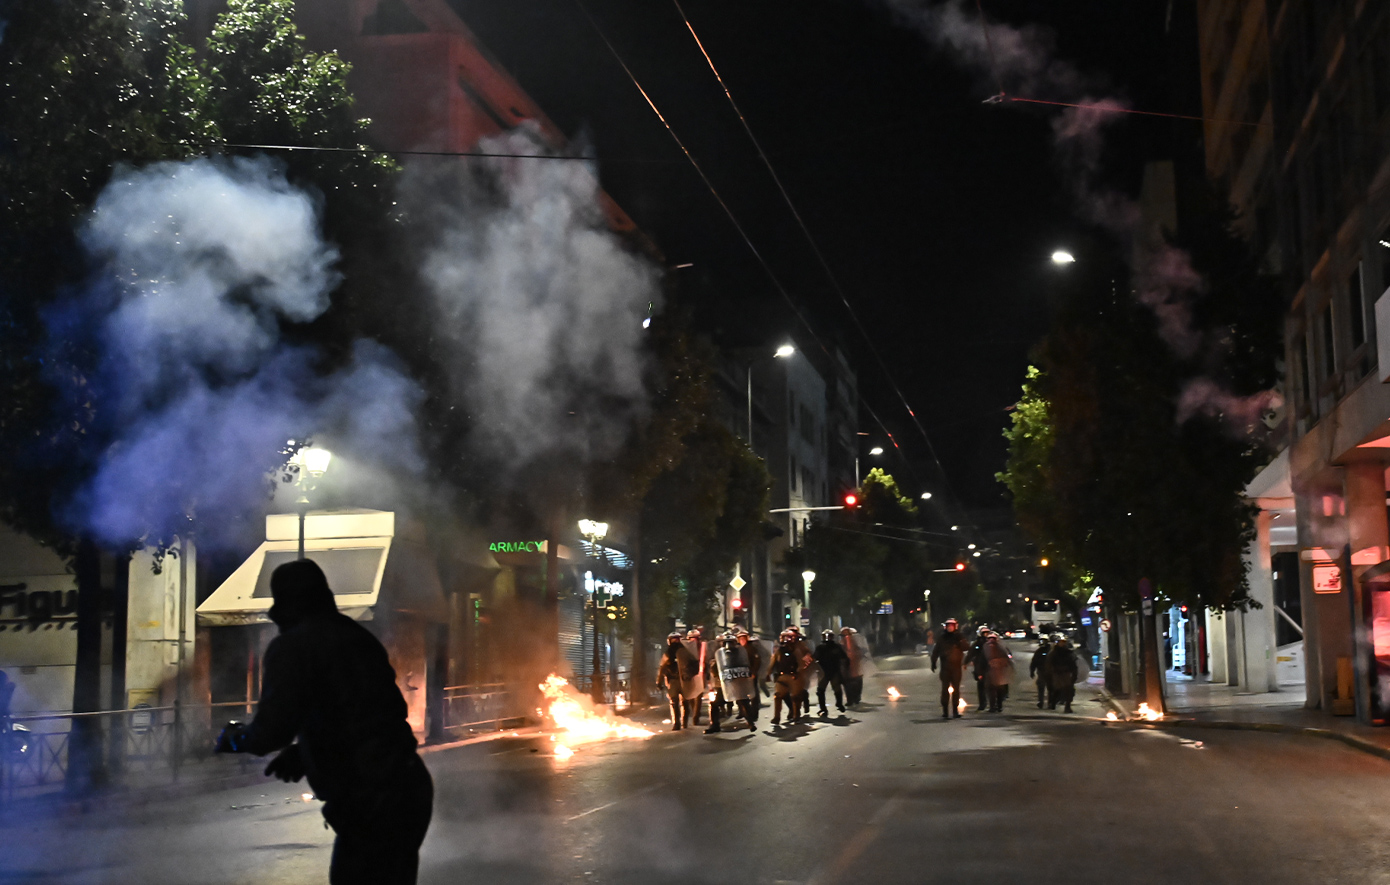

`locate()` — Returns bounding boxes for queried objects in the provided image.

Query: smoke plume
[53,157,425,550]
[882,0,1275,429]
[401,126,660,469]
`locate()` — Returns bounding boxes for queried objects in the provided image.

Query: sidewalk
[1100,674,1390,761]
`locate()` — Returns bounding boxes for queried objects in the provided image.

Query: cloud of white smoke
[54,157,425,550]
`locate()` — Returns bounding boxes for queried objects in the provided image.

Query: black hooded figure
[215,559,433,885]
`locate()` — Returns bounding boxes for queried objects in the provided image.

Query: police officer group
[655,625,865,733]
[930,618,1082,719]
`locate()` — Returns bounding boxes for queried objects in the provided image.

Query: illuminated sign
[584,571,625,608]
[489,540,547,554]
[1313,564,1342,594]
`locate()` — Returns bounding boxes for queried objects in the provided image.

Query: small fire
[539,674,655,757]
[613,691,629,711]
[708,690,718,704]
[300,792,315,803]
[1135,702,1162,722]
[1106,711,1119,721]
[886,687,902,700]
[958,695,968,714]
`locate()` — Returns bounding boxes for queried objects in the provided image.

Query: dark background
[444,0,1202,514]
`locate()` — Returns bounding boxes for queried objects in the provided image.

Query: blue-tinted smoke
[56,157,424,550]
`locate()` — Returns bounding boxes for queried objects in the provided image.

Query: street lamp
[747,344,795,451]
[289,445,332,560]
[801,570,815,633]
[1051,250,1076,265]
[578,519,612,702]
[920,492,932,500]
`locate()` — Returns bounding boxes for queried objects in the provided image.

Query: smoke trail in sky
[882,0,1275,428]
[402,125,659,469]
[54,157,425,550]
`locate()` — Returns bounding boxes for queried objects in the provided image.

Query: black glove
[264,744,305,782]
[215,720,249,754]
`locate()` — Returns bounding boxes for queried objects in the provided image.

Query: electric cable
[671,0,976,531]
[575,0,933,502]
[161,140,682,163]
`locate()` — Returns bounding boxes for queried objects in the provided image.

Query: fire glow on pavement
[538,674,655,758]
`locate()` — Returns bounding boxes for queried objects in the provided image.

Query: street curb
[1123,717,1390,763]
[1094,686,1390,763]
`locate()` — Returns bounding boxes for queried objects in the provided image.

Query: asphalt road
[5,642,1390,884]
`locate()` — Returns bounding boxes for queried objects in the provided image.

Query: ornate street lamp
[289,445,332,560]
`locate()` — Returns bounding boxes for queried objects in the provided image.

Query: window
[1322,303,1336,379]
[1349,264,1366,348]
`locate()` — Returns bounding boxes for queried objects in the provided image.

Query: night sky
[443,0,1198,514]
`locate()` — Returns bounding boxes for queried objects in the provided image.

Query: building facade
[1197,0,1390,720]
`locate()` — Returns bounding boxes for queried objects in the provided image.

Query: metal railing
[1,701,260,804]
[439,683,525,737]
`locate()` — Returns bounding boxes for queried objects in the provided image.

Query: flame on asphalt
[1106,711,1120,721]
[538,674,655,758]
[886,686,902,700]
[1135,702,1162,721]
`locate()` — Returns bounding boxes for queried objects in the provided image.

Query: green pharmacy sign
[489,540,548,554]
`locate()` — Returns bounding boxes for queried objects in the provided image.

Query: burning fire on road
[886,686,902,700]
[538,675,655,759]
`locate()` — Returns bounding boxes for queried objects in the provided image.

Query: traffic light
[843,492,858,508]
[954,562,966,572]
[731,597,743,610]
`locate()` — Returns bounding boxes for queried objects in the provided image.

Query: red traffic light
[844,493,858,508]
[954,562,966,572]
[731,598,743,609]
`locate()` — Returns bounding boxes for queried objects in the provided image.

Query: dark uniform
[216,560,432,885]
[813,631,850,716]
[1030,639,1053,709]
[930,623,968,719]
[736,631,765,721]
[963,633,990,712]
[1048,640,1080,713]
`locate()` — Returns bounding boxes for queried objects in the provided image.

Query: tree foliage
[0,0,396,551]
[998,206,1280,613]
[793,469,941,624]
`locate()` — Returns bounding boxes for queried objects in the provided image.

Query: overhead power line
[670,0,975,530]
[574,0,940,503]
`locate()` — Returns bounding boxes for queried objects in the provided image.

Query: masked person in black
[1030,636,1054,709]
[930,618,968,719]
[215,559,433,885]
[813,630,850,716]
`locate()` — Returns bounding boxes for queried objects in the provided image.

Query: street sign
[729,574,746,592]
[1099,619,1112,633]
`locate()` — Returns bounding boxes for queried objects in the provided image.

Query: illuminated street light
[1040,558,1050,567]
[920,492,932,500]
[1051,250,1076,265]
[967,543,976,550]
[577,519,610,542]
[869,446,884,456]
[774,344,795,358]
[972,551,981,558]
[288,445,333,560]
[801,570,816,632]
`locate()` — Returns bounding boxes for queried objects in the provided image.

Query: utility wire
[575,0,933,501]
[671,0,975,531]
[161,140,682,163]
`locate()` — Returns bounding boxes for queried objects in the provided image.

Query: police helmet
[667,631,684,641]
[822,630,836,641]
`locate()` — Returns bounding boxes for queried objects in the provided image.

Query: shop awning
[197,511,446,626]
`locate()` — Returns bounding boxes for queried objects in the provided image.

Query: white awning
[197,510,446,627]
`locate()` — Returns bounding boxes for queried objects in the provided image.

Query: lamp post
[855,445,883,486]
[290,446,333,560]
[801,569,815,634]
[746,343,795,452]
[578,519,610,702]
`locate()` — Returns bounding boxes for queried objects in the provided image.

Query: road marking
[564,781,668,822]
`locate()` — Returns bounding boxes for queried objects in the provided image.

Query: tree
[0,0,210,550]
[794,469,943,627]
[998,201,1282,705]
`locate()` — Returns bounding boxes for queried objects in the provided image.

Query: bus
[1031,598,1060,635]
